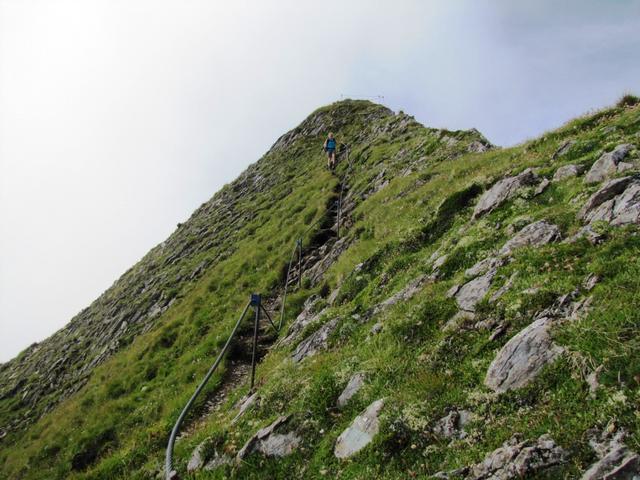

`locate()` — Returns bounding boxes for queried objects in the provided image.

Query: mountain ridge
[1,97,639,479]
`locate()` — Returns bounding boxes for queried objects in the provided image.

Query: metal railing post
[249,293,261,391]
[297,238,303,289]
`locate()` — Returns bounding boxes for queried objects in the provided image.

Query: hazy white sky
[1,0,639,362]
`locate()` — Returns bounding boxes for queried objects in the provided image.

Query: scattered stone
[582,429,640,480]
[465,256,505,278]
[433,409,474,440]
[499,220,562,256]
[466,434,568,479]
[490,272,519,303]
[443,310,476,332]
[585,144,633,184]
[187,441,207,473]
[473,169,539,219]
[237,416,301,460]
[566,224,606,245]
[485,317,564,393]
[586,366,603,395]
[534,178,551,196]
[455,269,497,312]
[370,322,383,335]
[337,373,366,408]
[552,140,576,160]
[291,318,339,363]
[553,164,584,181]
[334,399,384,459]
[232,391,259,424]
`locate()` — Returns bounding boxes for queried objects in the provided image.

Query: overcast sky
[1,0,639,362]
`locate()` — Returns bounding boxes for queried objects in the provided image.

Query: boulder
[337,372,366,408]
[291,318,339,363]
[553,164,584,181]
[498,220,561,256]
[582,429,640,480]
[485,317,564,393]
[334,399,384,459]
[585,144,633,184]
[466,434,568,479]
[236,416,301,460]
[455,269,497,312]
[579,177,640,226]
[472,169,539,219]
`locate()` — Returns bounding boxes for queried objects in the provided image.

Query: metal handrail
[165,299,252,479]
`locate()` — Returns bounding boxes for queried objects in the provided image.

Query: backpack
[327,138,336,149]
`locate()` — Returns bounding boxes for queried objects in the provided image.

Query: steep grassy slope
[1,97,639,479]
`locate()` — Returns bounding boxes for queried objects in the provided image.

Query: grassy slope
[1,98,639,479]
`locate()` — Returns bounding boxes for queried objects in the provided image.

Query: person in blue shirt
[323,132,338,170]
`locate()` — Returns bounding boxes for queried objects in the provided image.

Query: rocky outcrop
[369,275,429,316]
[236,416,301,460]
[498,220,561,255]
[291,318,339,363]
[584,144,634,184]
[281,295,326,345]
[582,430,640,480]
[579,177,640,226]
[187,438,232,473]
[472,169,539,219]
[552,140,576,160]
[445,434,567,479]
[337,373,366,408]
[334,399,384,459]
[455,269,497,312]
[485,317,564,392]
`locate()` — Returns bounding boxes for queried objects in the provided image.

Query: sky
[1,0,639,362]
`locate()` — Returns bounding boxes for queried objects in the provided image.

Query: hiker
[323,133,337,170]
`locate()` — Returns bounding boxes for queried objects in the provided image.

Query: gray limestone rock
[455,269,497,312]
[337,372,366,408]
[499,220,561,256]
[578,177,636,221]
[433,409,474,440]
[291,318,339,363]
[473,169,539,219]
[485,317,564,393]
[370,275,429,316]
[552,140,576,160]
[553,164,584,181]
[236,416,301,460]
[334,399,384,459]
[582,430,640,480]
[534,178,551,196]
[232,391,259,424]
[465,256,505,279]
[465,434,568,479]
[585,144,633,184]
[579,177,640,226]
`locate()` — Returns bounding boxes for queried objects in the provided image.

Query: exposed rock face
[232,391,259,424]
[281,295,325,345]
[464,434,567,479]
[370,275,428,316]
[584,144,633,184]
[334,399,384,459]
[579,177,640,226]
[337,373,366,408]
[485,317,564,393]
[187,438,232,473]
[236,416,301,460]
[553,164,584,181]
[465,257,505,278]
[433,409,474,440]
[582,430,640,480]
[455,269,497,312]
[291,318,339,363]
[472,169,539,219]
[498,220,561,256]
